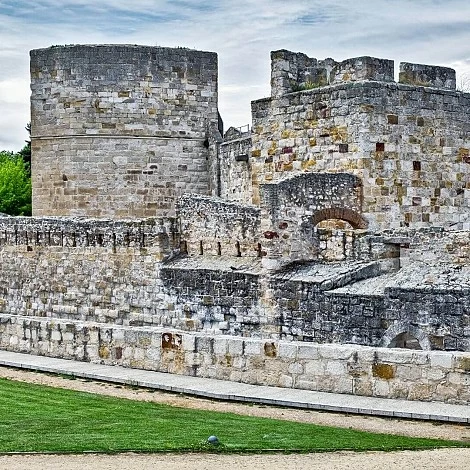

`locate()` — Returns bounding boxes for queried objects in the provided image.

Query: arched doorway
[387,332,422,350]
[312,207,368,229]
[312,208,368,261]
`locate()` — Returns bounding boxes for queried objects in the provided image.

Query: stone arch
[380,322,432,351]
[312,207,368,229]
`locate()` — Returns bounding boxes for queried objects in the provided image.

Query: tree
[18,123,31,172]
[0,151,32,216]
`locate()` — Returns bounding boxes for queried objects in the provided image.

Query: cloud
[1,0,470,150]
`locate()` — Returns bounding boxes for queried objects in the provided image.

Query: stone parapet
[399,62,456,90]
[0,316,467,405]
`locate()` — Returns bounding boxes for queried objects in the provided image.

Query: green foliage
[291,78,326,92]
[18,123,32,171]
[0,378,466,453]
[0,151,32,216]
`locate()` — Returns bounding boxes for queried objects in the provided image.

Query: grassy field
[0,377,466,453]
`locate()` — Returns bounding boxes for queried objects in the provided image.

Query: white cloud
[1,0,470,150]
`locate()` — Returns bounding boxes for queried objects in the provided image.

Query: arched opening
[316,219,354,230]
[388,332,422,350]
[312,207,368,229]
[312,208,367,262]
[380,322,432,351]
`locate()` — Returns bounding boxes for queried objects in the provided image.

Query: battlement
[399,62,456,90]
[0,216,178,260]
[271,49,456,97]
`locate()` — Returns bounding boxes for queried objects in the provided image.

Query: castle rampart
[250,54,470,231]
[218,128,253,203]
[0,45,469,406]
[31,45,218,218]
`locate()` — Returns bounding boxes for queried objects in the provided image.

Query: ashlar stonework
[0,45,469,404]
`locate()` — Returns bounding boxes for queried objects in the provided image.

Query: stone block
[430,351,453,369]
[278,342,298,359]
[373,380,390,397]
[287,362,304,374]
[304,360,324,377]
[319,344,355,360]
[213,338,228,355]
[297,344,320,360]
[243,339,262,355]
[326,360,347,376]
[227,338,244,355]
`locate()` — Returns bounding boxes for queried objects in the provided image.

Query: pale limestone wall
[0,216,180,327]
[1,217,470,349]
[251,55,470,231]
[0,318,468,405]
[30,45,218,218]
[177,194,261,257]
[219,133,253,204]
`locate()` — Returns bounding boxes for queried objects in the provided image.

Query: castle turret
[30,45,218,218]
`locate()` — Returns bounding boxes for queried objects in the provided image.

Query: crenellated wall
[1,216,469,351]
[0,215,470,403]
[177,194,261,258]
[251,51,470,231]
[0,216,178,327]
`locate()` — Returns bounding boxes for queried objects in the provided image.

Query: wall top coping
[0,216,176,233]
[30,44,217,58]
[177,194,260,214]
[252,79,470,106]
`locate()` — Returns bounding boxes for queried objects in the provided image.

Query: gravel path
[0,366,469,470]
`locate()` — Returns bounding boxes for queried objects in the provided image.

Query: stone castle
[0,45,469,405]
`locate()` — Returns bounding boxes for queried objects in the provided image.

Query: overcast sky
[1,0,470,151]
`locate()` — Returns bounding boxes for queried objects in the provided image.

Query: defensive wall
[0,215,469,403]
[1,217,469,348]
[246,51,470,231]
[0,45,469,405]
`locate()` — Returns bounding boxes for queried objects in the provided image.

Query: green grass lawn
[0,377,466,453]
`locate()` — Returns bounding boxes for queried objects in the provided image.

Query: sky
[1,0,470,151]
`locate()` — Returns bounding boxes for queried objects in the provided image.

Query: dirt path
[0,366,468,470]
[0,449,469,470]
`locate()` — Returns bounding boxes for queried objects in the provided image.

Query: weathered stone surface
[1,45,469,405]
[31,45,219,218]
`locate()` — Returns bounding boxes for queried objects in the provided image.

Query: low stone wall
[0,314,468,404]
[177,194,261,257]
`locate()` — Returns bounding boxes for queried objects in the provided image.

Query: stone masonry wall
[160,261,263,336]
[219,132,253,204]
[31,45,218,217]
[251,61,470,231]
[0,216,181,328]
[259,172,366,266]
[177,194,261,257]
[1,217,470,352]
[270,50,395,97]
[0,318,468,405]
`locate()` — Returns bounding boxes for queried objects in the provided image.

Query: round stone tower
[30,45,219,217]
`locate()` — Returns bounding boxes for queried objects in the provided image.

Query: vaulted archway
[380,322,431,351]
[312,207,368,229]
